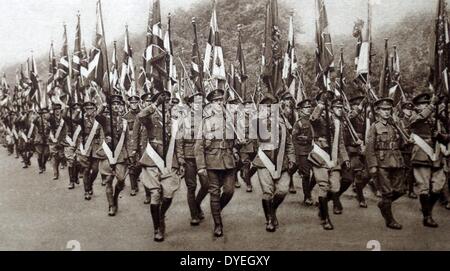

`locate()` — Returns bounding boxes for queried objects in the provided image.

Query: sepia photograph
[0,0,449,253]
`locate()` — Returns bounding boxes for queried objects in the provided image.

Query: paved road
[0,149,449,251]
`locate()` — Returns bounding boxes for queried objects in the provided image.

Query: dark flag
[315,0,334,91]
[190,17,204,95]
[120,25,136,96]
[58,24,70,82]
[88,0,107,90]
[47,42,57,95]
[234,26,248,100]
[262,0,283,94]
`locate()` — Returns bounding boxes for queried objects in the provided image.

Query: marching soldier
[135,89,183,242]
[62,102,82,190]
[409,93,447,228]
[237,97,258,193]
[339,96,369,209]
[131,92,151,204]
[280,92,297,194]
[253,92,296,232]
[123,95,141,196]
[179,92,209,226]
[75,97,101,201]
[194,88,238,238]
[48,103,66,180]
[292,98,316,206]
[309,92,350,230]
[397,101,418,199]
[366,98,405,230]
[95,95,130,216]
[32,107,51,174]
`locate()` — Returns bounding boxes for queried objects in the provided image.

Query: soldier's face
[85,107,95,116]
[54,109,61,116]
[402,108,412,118]
[112,102,120,113]
[378,108,392,120]
[130,102,139,111]
[416,103,427,111]
[300,106,312,116]
[43,113,50,120]
[332,106,343,117]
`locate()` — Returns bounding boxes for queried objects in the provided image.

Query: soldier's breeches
[64,147,77,167]
[413,166,445,195]
[376,168,405,198]
[313,167,341,198]
[98,159,127,181]
[207,169,236,211]
[185,159,209,218]
[257,168,289,201]
[128,164,142,190]
[141,167,181,204]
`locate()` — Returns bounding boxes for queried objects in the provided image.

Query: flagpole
[98,0,115,155]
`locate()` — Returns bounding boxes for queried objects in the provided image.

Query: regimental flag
[211,1,227,88]
[1,73,9,91]
[335,47,346,97]
[388,46,405,105]
[190,17,204,95]
[315,0,334,90]
[58,24,70,82]
[73,14,82,79]
[29,54,40,103]
[47,42,57,94]
[145,0,167,92]
[379,39,390,97]
[282,13,298,90]
[429,0,450,97]
[354,1,372,81]
[164,14,177,92]
[234,26,248,100]
[203,0,217,75]
[80,41,89,82]
[111,41,120,93]
[262,0,283,95]
[86,0,107,91]
[120,25,136,96]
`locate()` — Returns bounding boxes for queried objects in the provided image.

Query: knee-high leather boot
[150,204,164,242]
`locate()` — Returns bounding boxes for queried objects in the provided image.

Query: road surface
[0,149,449,251]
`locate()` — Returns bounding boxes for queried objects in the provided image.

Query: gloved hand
[369,167,377,178]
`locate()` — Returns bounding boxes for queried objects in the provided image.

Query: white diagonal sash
[49,119,65,143]
[79,121,99,156]
[257,124,287,179]
[145,118,180,174]
[27,124,34,139]
[102,119,128,165]
[411,133,440,162]
[311,142,335,168]
[20,131,28,142]
[65,125,81,147]
[12,128,18,140]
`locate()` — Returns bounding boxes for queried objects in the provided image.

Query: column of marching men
[1,85,450,242]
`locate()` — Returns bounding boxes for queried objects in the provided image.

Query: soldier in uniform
[397,101,418,199]
[131,92,151,204]
[32,107,51,174]
[123,95,141,196]
[135,89,183,242]
[279,92,297,194]
[292,99,316,206]
[48,103,66,180]
[237,97,258,193]
[338,96,369,209]
[62,102,82,190]
[409,93,447,228]
[366,98,405,230]
[75,98,101,201]
[17,108,33,168]
[194,88,238,238]
[253,92,296,232]
[95,95,130,216]
[179,92,209,226]
[309,92,350,230]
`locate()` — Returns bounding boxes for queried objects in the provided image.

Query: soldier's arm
[408,104,435,125]
[194,119,206,171]
[365,124,378,169]
[285,133,296,165]
[310,103,324,123]
[137,104,157,120]
[338,127,350,163]
[129,118,141,154]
